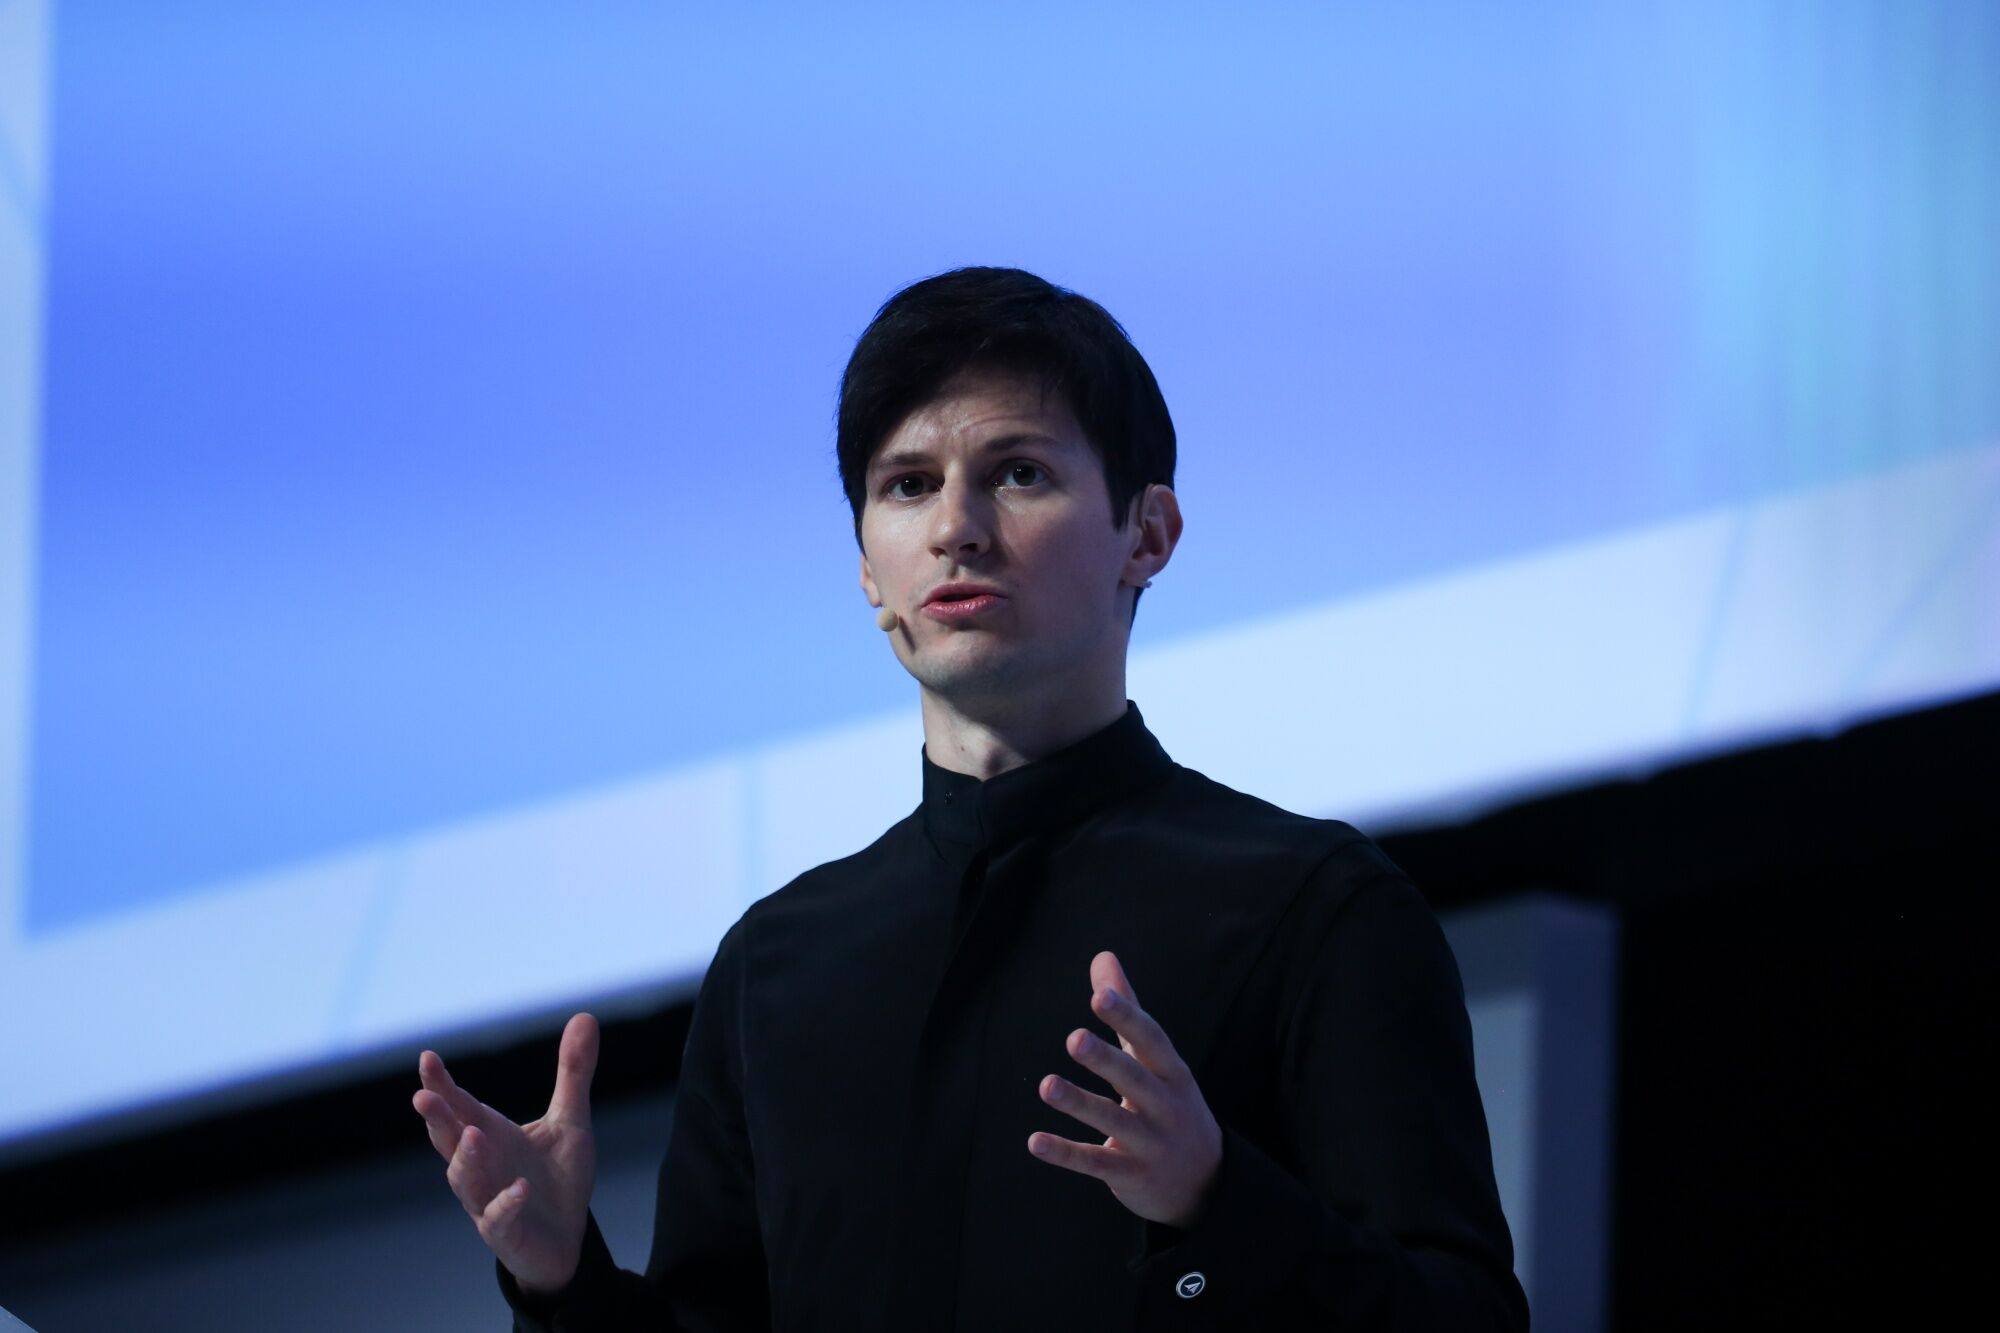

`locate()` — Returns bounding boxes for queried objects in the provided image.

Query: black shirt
[497,700,1529,1330]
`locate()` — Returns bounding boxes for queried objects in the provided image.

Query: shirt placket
[898,797,1053,1329]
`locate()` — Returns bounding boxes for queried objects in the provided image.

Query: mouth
[921,592,1006,623]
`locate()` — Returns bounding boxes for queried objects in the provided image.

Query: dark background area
[1383,690,1986,1327]
[4,687,1988,1328]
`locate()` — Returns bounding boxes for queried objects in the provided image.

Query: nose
[927,467,993,559]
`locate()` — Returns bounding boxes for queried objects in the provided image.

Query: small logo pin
[1176,1271,1206,1298]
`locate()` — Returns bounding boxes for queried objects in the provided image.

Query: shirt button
[1175,1271,1206,1298]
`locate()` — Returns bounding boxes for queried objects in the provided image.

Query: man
[412,266,1529,1330]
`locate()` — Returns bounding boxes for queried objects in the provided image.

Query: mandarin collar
[919,699,1174,856]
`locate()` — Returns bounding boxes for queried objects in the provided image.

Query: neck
[919,672,1129,781]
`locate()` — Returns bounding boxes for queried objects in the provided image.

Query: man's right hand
[412,1012,601,1296]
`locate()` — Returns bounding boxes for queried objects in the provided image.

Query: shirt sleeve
[495,914,770,1332]
[1126,870,1531,1330]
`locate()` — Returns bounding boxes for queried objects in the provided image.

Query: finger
[1067,1025,1159,1104]
[547,1012,600,1126]
[1091,949,1140,1009]
[445,1123,505,1223]
[1090,949,1160,1065]
[420,1050,493,1130]
[1026,1130,1129,1180]
[412,1087,465,1160]
[477,1175,532,1253]
[1090,982,1187,1081]
[1039,1072,1144,1144]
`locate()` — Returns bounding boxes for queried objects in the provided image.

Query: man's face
[858,364,1152,707]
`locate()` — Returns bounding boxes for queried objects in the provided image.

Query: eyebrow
[867,432,1069,480]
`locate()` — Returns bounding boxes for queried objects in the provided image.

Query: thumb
[547,1012,600,1125]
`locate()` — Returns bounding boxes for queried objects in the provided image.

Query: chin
[911,641,1032,696]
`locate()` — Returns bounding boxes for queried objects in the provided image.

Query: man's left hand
[1027,949,1223,1230]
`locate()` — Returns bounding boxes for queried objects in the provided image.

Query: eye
[880,461,1047,500]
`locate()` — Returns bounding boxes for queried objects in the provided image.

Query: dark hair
[835,266,1176,624]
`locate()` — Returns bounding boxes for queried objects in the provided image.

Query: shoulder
[731,803,928,937]
[1153,762,1444,967]
[1152,762,1409,894]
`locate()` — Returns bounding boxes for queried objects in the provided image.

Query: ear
[860,549,882,607]
[1121,483,1183,588]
